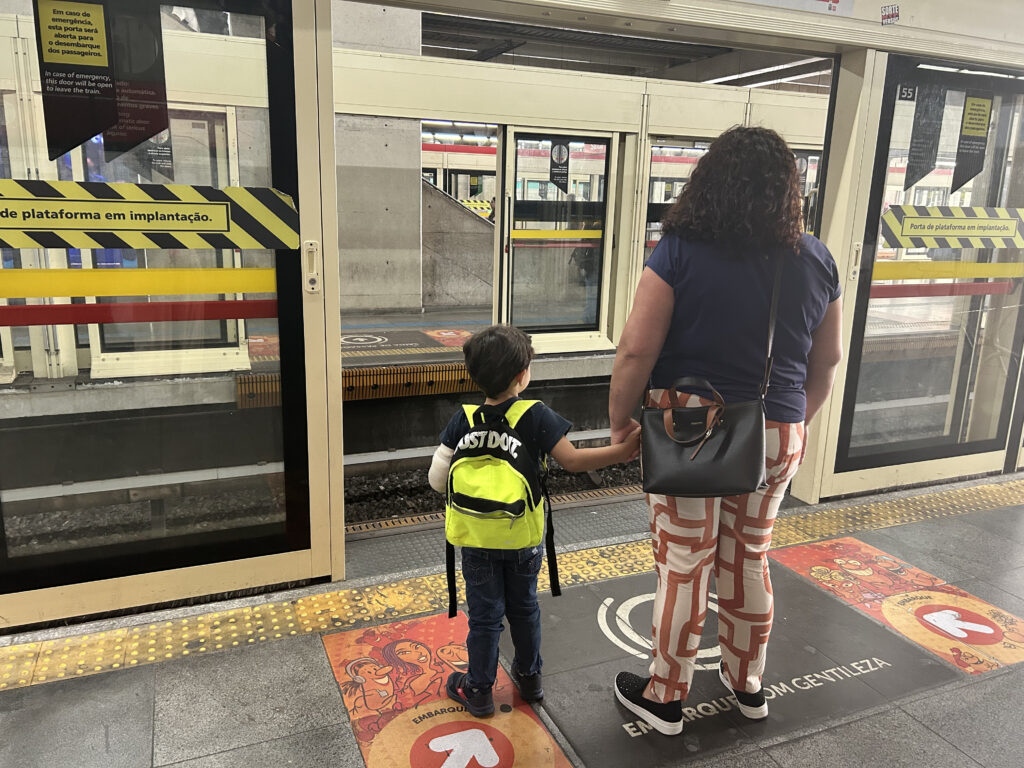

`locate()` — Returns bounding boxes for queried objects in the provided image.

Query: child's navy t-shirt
[645,232,841,423]
[440,397,572,468]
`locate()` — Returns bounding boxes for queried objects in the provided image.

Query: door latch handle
[303,239,321,294]
[848,241,863,283]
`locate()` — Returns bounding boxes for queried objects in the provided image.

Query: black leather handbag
[640,259,783,498]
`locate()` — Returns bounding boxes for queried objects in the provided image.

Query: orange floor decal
[322,612,571,768]
[772,537,1024,674]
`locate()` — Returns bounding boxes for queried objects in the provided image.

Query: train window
[836,58,1024,471]
[509,134,610,331]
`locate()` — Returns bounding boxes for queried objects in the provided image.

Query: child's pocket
[461,549,494,586]
[514,546,543,577]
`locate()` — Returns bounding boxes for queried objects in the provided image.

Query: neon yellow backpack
[444,400,561,617]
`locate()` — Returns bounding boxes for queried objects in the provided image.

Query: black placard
[102,0,169,163]
[549,141,570,194]
[34,0,118,161]
[904,84,946,190]
[951,92,993,194]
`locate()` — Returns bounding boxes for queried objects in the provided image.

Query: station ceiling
[421,13,833,93]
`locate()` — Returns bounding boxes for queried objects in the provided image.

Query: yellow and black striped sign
[459,199,492,217]
[881,205,1024,249]
[0,179,299,250]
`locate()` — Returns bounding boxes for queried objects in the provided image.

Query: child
[428,324,640,716]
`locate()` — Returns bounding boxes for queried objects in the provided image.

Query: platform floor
[339,307,489,366]
[3,476,1024,767]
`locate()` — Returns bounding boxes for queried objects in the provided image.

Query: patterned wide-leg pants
[645,390,804,702]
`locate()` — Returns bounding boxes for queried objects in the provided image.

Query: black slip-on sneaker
[718,662,768,720]
[511,661,544,701]
[446,672,494,717]
[613,671,683,736]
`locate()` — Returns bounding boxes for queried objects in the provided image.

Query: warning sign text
[900,216,1017,239]
[0,199,229,232]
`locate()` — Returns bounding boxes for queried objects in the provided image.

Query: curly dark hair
[662,126,803,251]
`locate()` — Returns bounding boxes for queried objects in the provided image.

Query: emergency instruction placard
[34,0,118,160]
[37,0,109,66]
[0,179,299,250]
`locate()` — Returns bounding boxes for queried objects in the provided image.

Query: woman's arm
[804,297,844,423]
[608,267,675,443]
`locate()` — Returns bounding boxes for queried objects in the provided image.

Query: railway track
[344,483,644,540]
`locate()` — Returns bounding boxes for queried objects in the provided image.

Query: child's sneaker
[446,672,494,717]
[511,661,543,701]
[718,662,768,720]
[613,671,683,735]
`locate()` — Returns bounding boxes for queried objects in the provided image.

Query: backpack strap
[446,540,458,618]
[541,473,561,599]
[504,399,538,428]
[506,399,560,599]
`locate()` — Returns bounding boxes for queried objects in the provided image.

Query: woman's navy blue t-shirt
[645,232,841,423]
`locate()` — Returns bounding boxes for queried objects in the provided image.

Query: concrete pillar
[333,2,423,312]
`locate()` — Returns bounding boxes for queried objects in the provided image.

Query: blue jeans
[462,545,543,692]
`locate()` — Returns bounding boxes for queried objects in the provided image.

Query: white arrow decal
[922,609,996,639]
[428,728,500,768]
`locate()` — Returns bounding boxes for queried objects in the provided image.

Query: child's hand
[619,426,641,462]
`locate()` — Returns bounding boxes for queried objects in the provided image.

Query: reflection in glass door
[644,141,708,263]
[836,57,1024,471]
[506,132,611,331]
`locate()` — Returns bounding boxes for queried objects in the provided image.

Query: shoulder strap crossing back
[759,256,785,400]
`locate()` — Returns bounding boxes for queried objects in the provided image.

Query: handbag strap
[760,256,785,400]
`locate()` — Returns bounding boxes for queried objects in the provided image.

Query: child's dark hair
[463,325,535,398]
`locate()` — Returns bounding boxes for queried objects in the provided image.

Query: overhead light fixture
[422,44,476,53]
[960,69,1014,78]
[499,52,594,64]
[918,63,1016,78]
[422,120,453,127]
[703,57,826,84]
[745,69,833,88]
[433,133,462,141]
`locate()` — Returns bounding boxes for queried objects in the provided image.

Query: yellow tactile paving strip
[3,477,1024,692]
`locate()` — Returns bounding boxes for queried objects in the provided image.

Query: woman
[380,639,443,704]
[608,126,843,735]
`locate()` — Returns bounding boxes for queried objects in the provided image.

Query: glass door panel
[836,57,1024,471]
[0,0,311,593]
[644,141,707,263]
[507,132,610,331]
